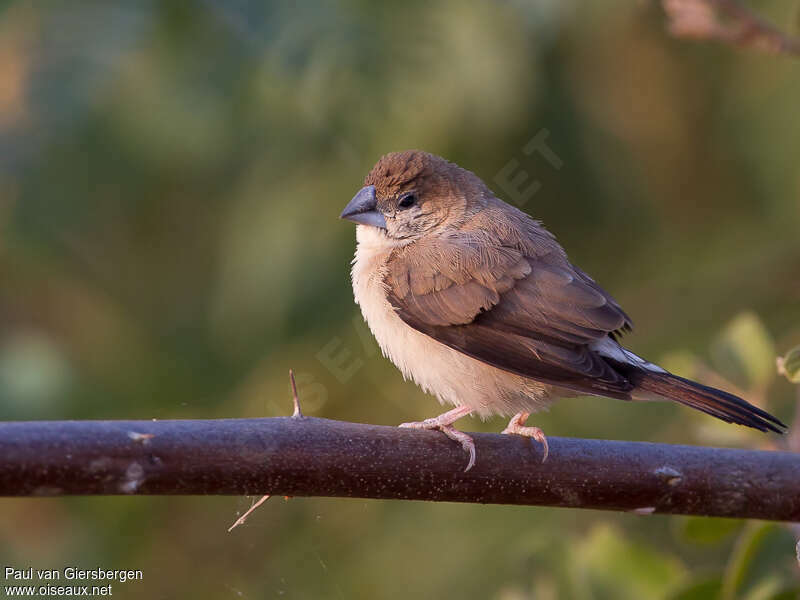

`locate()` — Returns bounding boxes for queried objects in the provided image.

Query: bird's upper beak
[340,185,387,229]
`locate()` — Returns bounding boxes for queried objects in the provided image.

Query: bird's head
[340,150,490,242]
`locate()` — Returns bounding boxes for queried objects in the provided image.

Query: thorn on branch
[289,369,302,418]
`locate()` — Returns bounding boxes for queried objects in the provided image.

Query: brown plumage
[341,150,785,470]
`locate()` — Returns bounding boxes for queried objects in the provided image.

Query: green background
[1,1,798,598]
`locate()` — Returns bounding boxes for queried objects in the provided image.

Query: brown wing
[384,226,635,400]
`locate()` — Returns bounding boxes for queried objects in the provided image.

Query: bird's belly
[352,248,552,417]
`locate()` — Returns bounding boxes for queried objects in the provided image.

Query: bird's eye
[398,193,417,209]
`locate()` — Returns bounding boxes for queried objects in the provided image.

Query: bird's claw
[399,416,476,472]
[502,413,549,462]
[439,424,476,472]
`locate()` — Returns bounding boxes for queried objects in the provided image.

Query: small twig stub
[228,495,271,532]
[228,369,306,530]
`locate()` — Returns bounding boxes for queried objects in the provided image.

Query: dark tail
[625,369,786,433]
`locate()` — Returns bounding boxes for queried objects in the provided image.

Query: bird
[340,150,785,471]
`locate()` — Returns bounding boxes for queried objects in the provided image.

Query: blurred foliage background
[1,0,799,598]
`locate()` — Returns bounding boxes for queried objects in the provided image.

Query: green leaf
[711,312,775,391]
[571,524,687,600]
[721,522,775,600]
[760,588,800,600]
[676,516,743,546]
[743,577,783,600]
[668,578,723,600]
[777,345,800,384]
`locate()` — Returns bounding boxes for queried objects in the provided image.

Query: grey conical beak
[340,185,387,229]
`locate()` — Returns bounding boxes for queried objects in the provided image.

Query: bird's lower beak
[340,185,387,229]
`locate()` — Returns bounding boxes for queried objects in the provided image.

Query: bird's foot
[502,412,549,462]
[399,406,475,471]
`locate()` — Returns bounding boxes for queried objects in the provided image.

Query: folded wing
[384,217,636,400]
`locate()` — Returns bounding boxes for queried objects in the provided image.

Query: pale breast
[350,226,553,418]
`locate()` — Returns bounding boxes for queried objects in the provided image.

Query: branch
[1,417,798,520]
[663,0,800,56]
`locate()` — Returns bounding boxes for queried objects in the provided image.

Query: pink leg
[399,406,476,472]
[502,412,549,462]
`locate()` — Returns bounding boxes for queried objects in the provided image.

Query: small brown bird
[341,150,785,470]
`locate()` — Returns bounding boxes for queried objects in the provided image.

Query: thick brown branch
[663,0,800,56]
[0,417,797,521]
